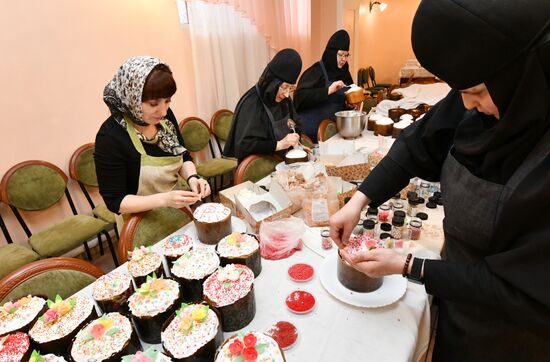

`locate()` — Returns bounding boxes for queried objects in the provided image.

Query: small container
[362,219,376,239]
[416,212,428,221]
[374,118,394,137]
[426,201,438,209]
[407,197,419,217]
[392,200,404,213]
[419,182,430,199]
[379,232,392,240]
[353,221,364,235]
[393,210,406,219]
[366,206,378,221]
[380,223,392,234]
[320,230,332,250]
[391,216,405,239]
[409,219,422,240]
[378,203,391,223]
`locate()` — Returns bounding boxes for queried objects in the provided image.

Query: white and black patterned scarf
[103,56,185,155]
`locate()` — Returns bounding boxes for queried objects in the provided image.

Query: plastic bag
[302,173,340,227]
[259,217,305,260]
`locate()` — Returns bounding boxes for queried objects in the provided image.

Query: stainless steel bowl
[335,111,367,139]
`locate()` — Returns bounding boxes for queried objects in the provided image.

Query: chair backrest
[368,66,377,87]
[234,155,282,185]
[363,96,378,113]
[210,109,234,154]
[0,197,13,244]
[179,117,215,156]
[69,143,98,187]
[300,134,314,149]
[0,257,103,304]
[118,207,194,262]
[317,119,338,142]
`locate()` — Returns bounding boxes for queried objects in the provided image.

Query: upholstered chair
[233,154,283,185]
[317,119,338,142]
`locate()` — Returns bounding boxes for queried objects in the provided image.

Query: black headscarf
[322,30,353,84]
[258,48,302,107]
[412,0,550,184]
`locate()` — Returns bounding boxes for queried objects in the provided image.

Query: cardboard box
[329,177,358,208]
[218,181,257,218]
[320,154,371,182]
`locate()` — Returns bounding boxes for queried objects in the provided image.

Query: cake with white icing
[285,149,308,164]
[161,303,223,361]
[0,332,32,361]
[171,246,220,302]
[193,203,232,245]
[122,347,171,362]
[92,272,133,314]
[161,233,194,263]
[70,312,140,362]
[128,276,180,344]
[127,246,164,287]
[216,232,262,277]
[203,264,255,332]
[215,332,285,362]
[29,295,96,357]
[30,350,68,362]
[0,295,46,335]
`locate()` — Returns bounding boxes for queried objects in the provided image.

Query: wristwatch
[407,257,425,284]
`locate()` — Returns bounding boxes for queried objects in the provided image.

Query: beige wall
[0,0,196,244]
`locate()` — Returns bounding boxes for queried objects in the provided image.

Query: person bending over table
[224,48,308,162]
[294,30,354,143]
[95,56,210,214]
[329,1,550,360]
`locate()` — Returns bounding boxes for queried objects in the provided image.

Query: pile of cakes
[193,203,232,245]
[171,246,220,302]
[92,272,133,314]
[217,232,262,277]
[0,295,46,335]
[127,246,164,286]
[215,331,285,361]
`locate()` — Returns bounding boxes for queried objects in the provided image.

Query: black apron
[299,61,348,143]
[434,125,550,361]
[255,84,292,158]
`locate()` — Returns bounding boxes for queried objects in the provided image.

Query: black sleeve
[294,64,329,111]
[358,89,462,205]
[165,108,193,163]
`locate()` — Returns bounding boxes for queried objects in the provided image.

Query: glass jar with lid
[391,216,405,239]
[378,203,391,223]
[362,219,376,239]
[409,218,422,240]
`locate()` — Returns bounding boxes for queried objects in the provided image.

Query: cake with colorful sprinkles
[203,264,255,332]
[216,232,262,277]
[161,233,194,264]
[0,295,46,335]
[29,350,68,362]
[92,272,133,314]
[161,303,223,361]
[28,295,96,357]
[215,332,286,362]
[171,246,220,302]
[122,347,171,362]
[127,246,164,287]
[193,203,232,245]
[128,275,180,344]
[70,312,141,362]
[0,332,32,361]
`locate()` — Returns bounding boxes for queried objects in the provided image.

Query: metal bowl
[335,111,367,139]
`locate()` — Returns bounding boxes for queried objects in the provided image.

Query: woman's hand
[328,80,346,95]
[276,133,300,151]
[301,145,313,159]
[329,192,369,248]
[162,190,201,208]
[340,248,408,278]
[188,177,211,199]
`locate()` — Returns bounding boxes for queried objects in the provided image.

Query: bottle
[320,229,332,250]
[391,216,405,239]
[409,218,422,240]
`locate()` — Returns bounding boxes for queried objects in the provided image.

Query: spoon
[287,119,303,150]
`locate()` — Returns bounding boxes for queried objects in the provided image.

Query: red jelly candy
[288,263,314,282]
[265,321,298,350]
[285,290,315,314]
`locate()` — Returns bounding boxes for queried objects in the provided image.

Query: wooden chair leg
[103,231,119,267]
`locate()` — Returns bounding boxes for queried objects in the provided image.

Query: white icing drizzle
[127,251,162,278]
[0,296,45,335]
[193,203,231,223]
[171,247,220,280]
[128,278,180,318]
[92,272,132,301]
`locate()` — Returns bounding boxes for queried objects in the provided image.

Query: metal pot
[335,110,367,139]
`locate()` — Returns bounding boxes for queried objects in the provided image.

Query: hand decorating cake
[29,350,68,362]
[193,203,232,245]
[128,275,180,344]
[161,233,194,264]
[28,295,96,357]
[171,246,220,302]
[215,331,286,362]
[92,272,133,314]
[127,246,164,287]
[70,312,141,362]
[122,347,171,362]
[0,295,46,335]
[0,332,32,361]
[216,232,262,277]
[203,264,255,332]
[161,303,223,361]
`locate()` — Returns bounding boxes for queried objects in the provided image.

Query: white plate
[319,252,407,308]
[275,161,312,172]
[177,217,247,245]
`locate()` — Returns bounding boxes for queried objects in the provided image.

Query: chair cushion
[93,203,116,224]
[133,207,193,249]
[0,244,40,279]
[180,120,210,152]
[243,158,279,183]
[29,215,108,257]
[325,123,338,140]
[7,165,66,210]
[76,147,99,187]
[0,270,97,304]
[196,158,238,178]
[212,112,233,142]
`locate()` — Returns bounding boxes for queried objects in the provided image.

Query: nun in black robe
[330,0,550,360]
[224,49,303,162]
[294,30,354,143]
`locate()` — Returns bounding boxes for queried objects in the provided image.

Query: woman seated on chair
[294,30,355,143]
[224,48,309,162]
[95,56,210,214]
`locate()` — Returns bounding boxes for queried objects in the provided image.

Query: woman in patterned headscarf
[95,56,210,214]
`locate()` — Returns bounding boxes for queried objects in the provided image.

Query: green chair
[210,109,234,156]
[0,160,119,266]
[317,119,338,142]
[117,207,193,262]
[234,154,282,185]
[368,66,392,89]
[0,257,103,304]
[0,206,13,244]
[69,143,119,248]
[300,134,314,149]
[179,116,238,198]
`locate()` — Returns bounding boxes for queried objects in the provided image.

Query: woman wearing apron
[330,0,550,360]
[224,49,306,162]
[95,56,210,218]
[294,30,354,143]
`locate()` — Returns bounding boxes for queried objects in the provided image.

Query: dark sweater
[94,108,192,213]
